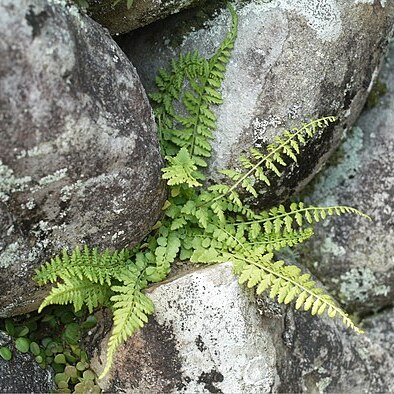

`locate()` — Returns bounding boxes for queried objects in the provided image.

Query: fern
[34,4,370,379]
[102,268,154,378]
[150,4,238,179]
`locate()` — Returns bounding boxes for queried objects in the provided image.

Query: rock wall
[299,37,394,315]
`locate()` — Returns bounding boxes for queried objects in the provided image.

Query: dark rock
[118,0,394,208]
[0,330,55,393]
[87,0,206,35]
[300,38,394,314]
[0,0,166,317]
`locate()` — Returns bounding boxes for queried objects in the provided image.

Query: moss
[366,79,388,108]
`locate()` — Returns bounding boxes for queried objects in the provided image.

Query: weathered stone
[119,0,394,208]
[299,38,394,314]
[0,330,55,392]
[0,0,166,317]
[86,0,206,35]
[89,263,394,393]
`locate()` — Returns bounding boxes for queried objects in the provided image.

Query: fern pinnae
[235,203,371,230]
[38,277,112,314]
[214,116,337,202]
[100,270,154,379]
[233,254,363,333]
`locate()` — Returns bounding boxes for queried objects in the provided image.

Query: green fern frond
[216,116,337,200]
[233,254,363,333]
[151,4,238,179]
[34,246,133,286]
[38,277,112,314]
[162,147,202,187]
[99,270,154,379]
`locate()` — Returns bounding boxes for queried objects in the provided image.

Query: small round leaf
[0,347,12,361]
[54,354,66,364]
[29,342,41,356]
[15,337,30,353]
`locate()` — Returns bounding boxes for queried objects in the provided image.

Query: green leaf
[0,347,12,361]
[29,342,41,356]
[15,337,30,353]
[5,320,15,337]
[62,323,80,345]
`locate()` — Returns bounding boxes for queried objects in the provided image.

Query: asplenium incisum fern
[34,4,370,379]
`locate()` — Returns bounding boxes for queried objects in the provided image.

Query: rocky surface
[0,0,166,317]
[300,38,394,315]
[119,0,394,208]
[0,330,55,392]
[89,262,394,393]
[87,0,205,35]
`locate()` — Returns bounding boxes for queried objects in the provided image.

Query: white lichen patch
[0,160,32,203]
[149,263,277,393]
[38,168,68,186]
[0,241,22,268]
[340,267,391,303]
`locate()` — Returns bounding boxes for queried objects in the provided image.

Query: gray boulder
[87,0,205,35]
[299,38,394,315]
[89,263,394,393]
[0,0,166,317]
[119,0,394,208]
[0,331,55,393]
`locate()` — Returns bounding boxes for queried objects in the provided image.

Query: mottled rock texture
[87,0,205,35]
[0,0,166,317]
[90,263,394,393]
[0,330,55,392]
[300,38,394,315]
[119,0,394,208]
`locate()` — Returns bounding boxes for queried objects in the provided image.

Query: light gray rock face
[87,0,205,35]
[89,263,394,393]
[0,331,55,392]
[0,0,166,317]
[119,0,394,208]
[300,38,394,315]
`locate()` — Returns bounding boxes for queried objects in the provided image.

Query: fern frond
[233,254,363,333]
[99,269,154,379]
[217,117,337,200]
[161,147,202,187]
[235,203,371,232]
[246,227,314,253]
[37,277,112,313]
[152,4,238,180]
[34,246,133,286]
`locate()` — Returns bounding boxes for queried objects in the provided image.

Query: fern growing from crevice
[34,4,370,379]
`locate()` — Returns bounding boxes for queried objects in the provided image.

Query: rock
[89,262,394,393]
[0,330,55,392]
[86,0,205,35]
[0,0,166,317]
[118,0,394,208]
[299,38,394,314]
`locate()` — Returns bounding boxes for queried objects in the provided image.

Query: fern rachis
[34,4,370,379]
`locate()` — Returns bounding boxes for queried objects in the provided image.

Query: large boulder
[86,0,205,35]
[0,331,55,392]
[0,0,166,317]
[299,38,394,315]
[89,263,394,393]
[118,0,394,208]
